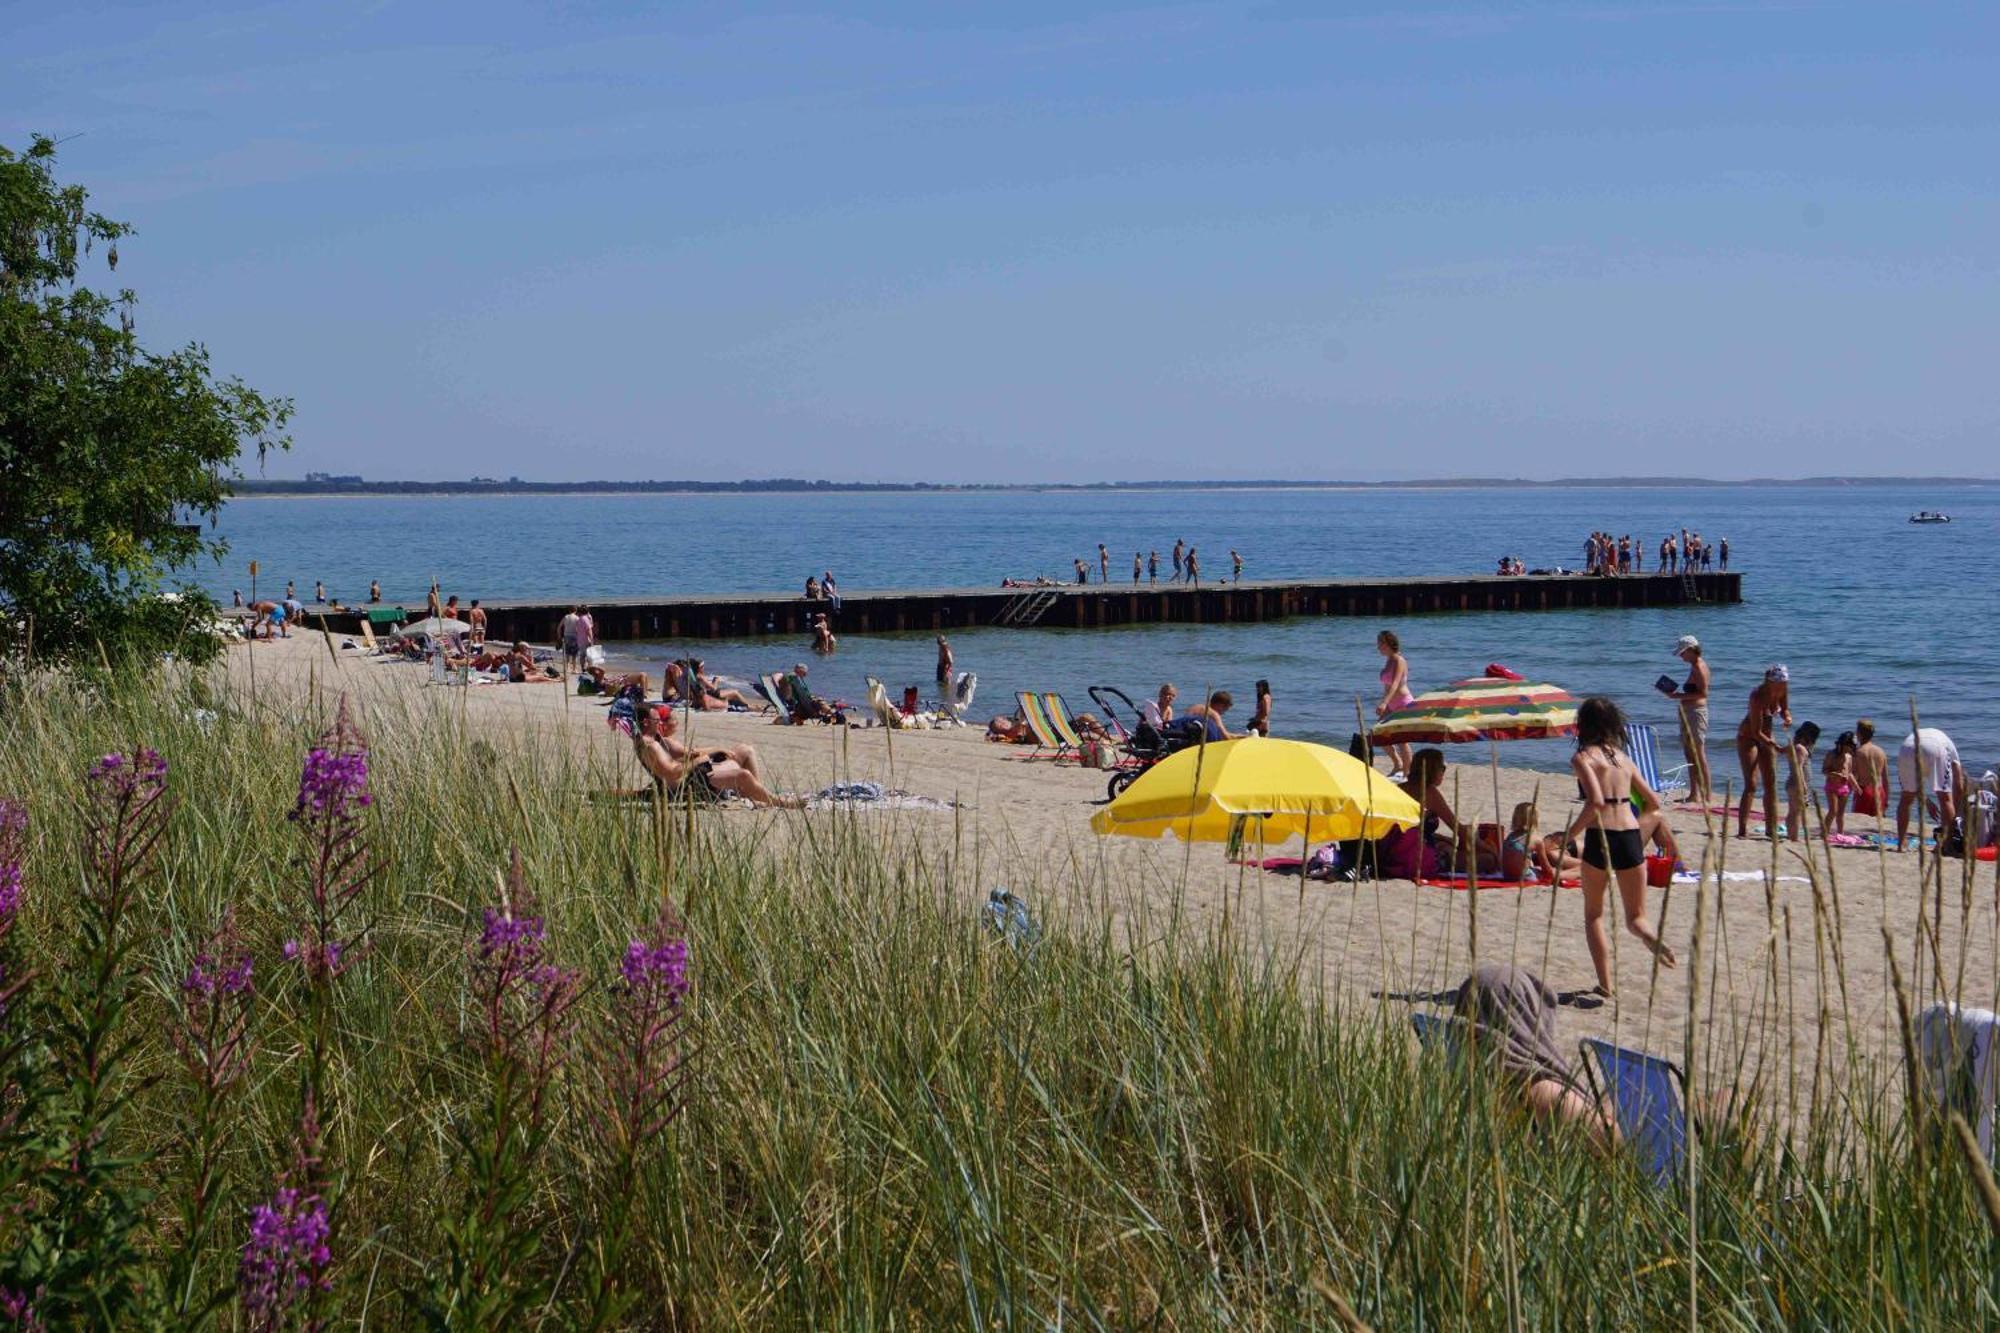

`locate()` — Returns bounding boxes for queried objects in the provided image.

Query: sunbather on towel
[505,642,561,683]
[631,704,800,808]
[580,664,649,695]
[687,659,756,711]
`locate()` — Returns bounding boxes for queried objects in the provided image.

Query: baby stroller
[1088,686,1187,799]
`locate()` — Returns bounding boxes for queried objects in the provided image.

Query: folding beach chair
[1410,1010,1464,1060]
[1014,692,1068,757]
[1916,1003,2000,1160]
[1625,723,1691,799]
[358,621,380,654]
[1042,693,1087,754]
[865,677,904,730]
[1579,1038,1689,1186]
[755,674,792,722]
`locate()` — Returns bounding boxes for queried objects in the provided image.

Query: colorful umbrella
[1372,674,1578,745]
[1090,737,1422,843]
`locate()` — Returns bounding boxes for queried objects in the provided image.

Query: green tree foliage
[0,135,290,662]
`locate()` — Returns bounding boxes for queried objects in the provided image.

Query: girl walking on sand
[1567,696,1678,996]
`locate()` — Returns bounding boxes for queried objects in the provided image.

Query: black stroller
[1088,685,1189,799]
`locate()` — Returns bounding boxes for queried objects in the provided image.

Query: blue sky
[9,2,1998,481]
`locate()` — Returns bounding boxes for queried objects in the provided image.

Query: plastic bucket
[1645,855,1675,888]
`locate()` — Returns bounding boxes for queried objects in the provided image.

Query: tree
[1,135,290,663]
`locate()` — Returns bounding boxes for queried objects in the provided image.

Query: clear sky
[10,2,1998,482]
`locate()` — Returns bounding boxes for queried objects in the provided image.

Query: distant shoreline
[230,475,1994,499]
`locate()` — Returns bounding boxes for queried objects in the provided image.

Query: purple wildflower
[598,913,693,1155]
[174,913,256,1095]
[0,797,24,925]
[469,859,579,1123]
[237,1186,331,1325]
[85,748,167,801]
[286,698,374,989]
[620,935,689,997]
[288,747,371,827]
[480,907,546,961]
[0,1286,43,1331]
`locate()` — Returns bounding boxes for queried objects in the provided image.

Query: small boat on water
[1909,511,1952,524]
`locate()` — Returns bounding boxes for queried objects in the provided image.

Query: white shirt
[1139,699,1169,729]
[1899,728,1961,794]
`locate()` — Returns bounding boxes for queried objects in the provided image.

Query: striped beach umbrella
[1372,674,1579,745]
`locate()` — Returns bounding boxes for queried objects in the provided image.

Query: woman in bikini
[1375,630,1415,779]
[1566,696,1677,997]
[1735,665,1792,838]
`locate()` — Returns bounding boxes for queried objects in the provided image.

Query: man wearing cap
[1667,636,1711,803]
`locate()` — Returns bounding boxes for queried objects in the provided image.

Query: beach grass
[1,664,1998,1327]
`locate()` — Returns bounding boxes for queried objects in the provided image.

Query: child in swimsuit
[1823,731,1857,835]
[1785,721,1821,842]
[1502,801,1538,882]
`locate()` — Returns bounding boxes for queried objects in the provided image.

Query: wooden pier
[299,572,1741,643]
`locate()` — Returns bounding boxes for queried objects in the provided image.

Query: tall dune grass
[0,664,1997,1327]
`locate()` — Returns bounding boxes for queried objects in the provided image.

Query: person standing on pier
[1133,552,1142,585]
[1185,546,1200,587]
[1231,549,1243,583]
[1148,550,1159,584]
[1074,558,1089,585]
[1719,537,1730,571]
[1171,539,1185,582]
[1098,544,1109,583]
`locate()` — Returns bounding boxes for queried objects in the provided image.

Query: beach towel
[805,785,962,812]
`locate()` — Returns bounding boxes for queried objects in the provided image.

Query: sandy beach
[226,631,1997,1131]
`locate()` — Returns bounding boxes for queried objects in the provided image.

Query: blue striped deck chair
[1625,722,1691,798]
[1580,1038,1689,1187]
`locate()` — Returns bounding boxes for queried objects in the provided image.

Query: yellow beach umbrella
[1090,737,1422,844]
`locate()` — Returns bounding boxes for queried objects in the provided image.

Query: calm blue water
[200,485,1999,774]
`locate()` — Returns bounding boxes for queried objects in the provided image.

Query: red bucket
[1645,855,1676,888]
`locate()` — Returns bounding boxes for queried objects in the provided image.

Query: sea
[200,484,1999,777]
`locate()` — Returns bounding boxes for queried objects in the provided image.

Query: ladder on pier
[994,588,1062,627]
[1680,570,1701,603]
